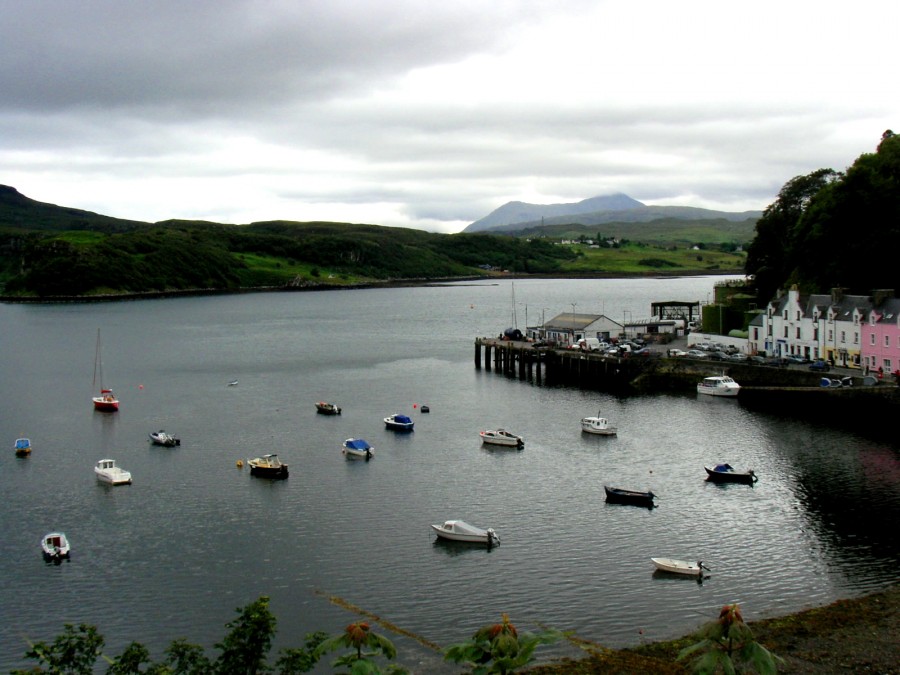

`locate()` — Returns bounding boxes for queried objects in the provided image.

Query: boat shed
[530,313,623,346]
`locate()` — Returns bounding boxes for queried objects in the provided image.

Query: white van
[576,337,604,351]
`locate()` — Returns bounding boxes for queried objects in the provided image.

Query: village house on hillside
[749,286,900,372]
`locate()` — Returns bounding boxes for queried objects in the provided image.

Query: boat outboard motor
[486,528,499,548]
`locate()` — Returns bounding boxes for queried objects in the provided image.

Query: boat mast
[93,328,103,390]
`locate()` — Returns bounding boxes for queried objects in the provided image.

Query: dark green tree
[214,596,277,674]
[12,623,105,675]
[744,168,839,303]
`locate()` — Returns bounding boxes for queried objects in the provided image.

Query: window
[753,328,759,339]
[796,311,801,321]
[783,310,788,319]
[854,332,859,344]
[828,330,833,342]
[886,335,891,348]
[783,327,788,338]
[871,334,876,346]
[796,327,801,339]
[840,331,845,343]
[885,359,893,371]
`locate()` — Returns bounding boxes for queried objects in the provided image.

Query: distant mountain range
[464,193,762,233]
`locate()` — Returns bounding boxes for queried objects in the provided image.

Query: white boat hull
[697,376,740,397]
[479,430,523,447]
[651,557,705,575]
[431,520,499,545]
[95,459,132,485]
[581,417,617,435]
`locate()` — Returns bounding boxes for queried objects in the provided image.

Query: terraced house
[749,287,898,370]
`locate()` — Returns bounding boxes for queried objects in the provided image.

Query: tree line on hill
[745,130,900,304]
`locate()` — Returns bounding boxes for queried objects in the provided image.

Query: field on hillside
[560,243,746,274]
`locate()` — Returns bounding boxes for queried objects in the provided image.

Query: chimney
[831,287,844,304]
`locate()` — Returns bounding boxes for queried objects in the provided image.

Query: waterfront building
[754,286,900,369]
[861,295,900,375]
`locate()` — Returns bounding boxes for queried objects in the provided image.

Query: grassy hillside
[504,217,757,245]
[0,185,747,297]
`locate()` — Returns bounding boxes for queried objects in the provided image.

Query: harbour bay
[1,277,898,672]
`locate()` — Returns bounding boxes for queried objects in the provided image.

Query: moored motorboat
[95,458,132,485]
[604,485,656,507]
[581,412,618,436]
[651,557,709,576]
[149,430,180,446]
[247,454,289,478]
[316,401,341,415]
[479,429,524,448]
[342,438,374,460]
[430,520,499,546]
[384,413,414,431]
[15,437,32,456]
[705,463,757,484]
[41,532,71,561]
[696,375,740,397]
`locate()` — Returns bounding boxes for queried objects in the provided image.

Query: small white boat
[227,380,239,386]
[651,557,709,576]
[42,532,70,561]
[342,438,374,460]
[149,430,180,447]
[384,413,414,431]
[41,532,71,561]
[479,429,524,448]
[15,437,32,456]
[697,375,740,397]
[431,520,499,546]
[581,412,618,436]
[95,458,132,485]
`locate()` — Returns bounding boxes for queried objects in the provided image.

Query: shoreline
[527,583,900,674]
[0,270,744,303]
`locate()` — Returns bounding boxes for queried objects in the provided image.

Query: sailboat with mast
[92,329,119,412]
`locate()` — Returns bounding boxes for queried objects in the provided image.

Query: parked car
[668,349,688,357]
[809,360,831,372]
[783,355,808,365]
[707,351,729,361]
[749,355,768,365]
[686,349,708,359]
[631,347,653,357]
[727,352,749,361]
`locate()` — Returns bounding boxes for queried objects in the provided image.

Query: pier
[474,338,900,424]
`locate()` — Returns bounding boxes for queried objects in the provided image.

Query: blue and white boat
[342,438,374,460]
[384,413,414,432]
[15,437,32,457]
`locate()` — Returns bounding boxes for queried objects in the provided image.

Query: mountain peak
[465,193,644,232]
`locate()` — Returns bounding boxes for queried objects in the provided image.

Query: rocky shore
[527,583,900,674]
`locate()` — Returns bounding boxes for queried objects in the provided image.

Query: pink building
[861,294,900,376]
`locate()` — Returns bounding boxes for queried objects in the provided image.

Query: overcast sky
[1,1,896,233]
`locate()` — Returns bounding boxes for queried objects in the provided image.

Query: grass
[559,243,746,274]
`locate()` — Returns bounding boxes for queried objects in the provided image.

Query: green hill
[0,185,746,298]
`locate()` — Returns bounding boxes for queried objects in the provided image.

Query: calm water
[1,278,898,672]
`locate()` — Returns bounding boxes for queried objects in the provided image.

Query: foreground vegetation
[14,585,900,674]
